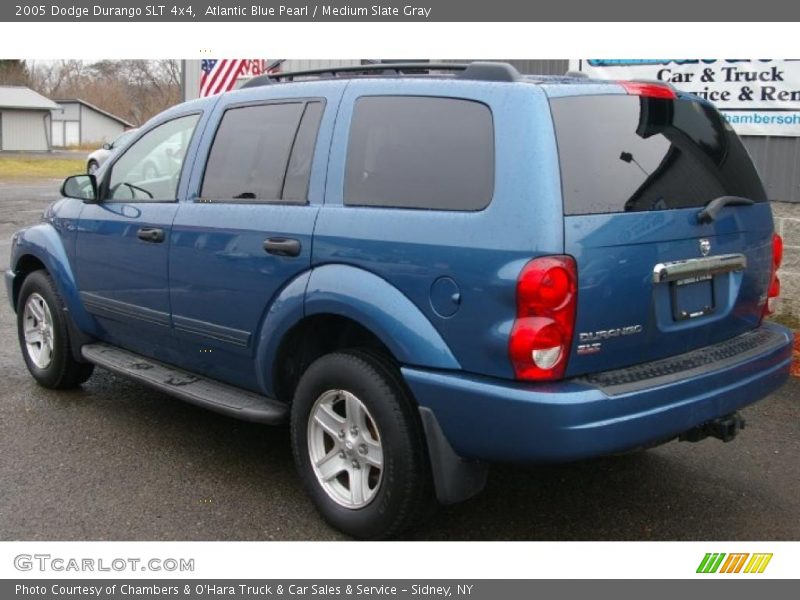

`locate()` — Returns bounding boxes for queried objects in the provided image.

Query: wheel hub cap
[23,292,55,369]
[307,389,384,509]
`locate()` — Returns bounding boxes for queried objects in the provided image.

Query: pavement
[0,179,798,541]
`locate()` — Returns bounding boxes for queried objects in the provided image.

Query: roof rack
[240,61,521,89]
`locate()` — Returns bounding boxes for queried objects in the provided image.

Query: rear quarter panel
[315,79,565,378]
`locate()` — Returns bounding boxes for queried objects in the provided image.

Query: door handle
[137,227,165,243]
[263,237,301,257]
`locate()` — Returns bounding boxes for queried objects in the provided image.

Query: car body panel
[5,71,792,469]
[7,217,94,333]
[317,78,564,379]
[405,321,792,462]
[563,204,775,375]
[305,263,461,370]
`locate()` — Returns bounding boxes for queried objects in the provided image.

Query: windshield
[111,129,137,149]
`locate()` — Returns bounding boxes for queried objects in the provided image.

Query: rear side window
[201,100,323,203]
[550,95,767,215]
[344,96,494,211]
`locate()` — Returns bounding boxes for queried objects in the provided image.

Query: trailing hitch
[679,413,746,443]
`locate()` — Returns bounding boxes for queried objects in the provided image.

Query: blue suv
[5,63,793,539]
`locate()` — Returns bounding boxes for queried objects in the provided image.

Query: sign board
[571,59,800,137]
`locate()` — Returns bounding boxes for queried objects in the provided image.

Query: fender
[253,270,311,396]
[10,223,96,335]
[253,264,461,398]
[304,264,460,369]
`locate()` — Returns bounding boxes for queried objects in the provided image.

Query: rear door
[549,90,774,376]
[167,86,340,391]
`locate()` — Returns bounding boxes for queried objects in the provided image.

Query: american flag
[200,59,246,97]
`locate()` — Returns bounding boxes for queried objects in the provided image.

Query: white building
[0,85,58,151]
[51,99,133,147]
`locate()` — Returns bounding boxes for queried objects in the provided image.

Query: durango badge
[577,325,643,355]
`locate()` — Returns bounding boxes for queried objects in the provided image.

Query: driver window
[107,114,200,202]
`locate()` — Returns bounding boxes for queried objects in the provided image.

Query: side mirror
[102,143,112,150]
[61,174,98,203]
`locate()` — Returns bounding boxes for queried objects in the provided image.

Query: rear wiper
[696,196,755,224]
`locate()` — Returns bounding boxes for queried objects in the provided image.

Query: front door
[74,113,201,360]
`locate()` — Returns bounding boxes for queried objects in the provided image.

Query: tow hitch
[679,412,746,443]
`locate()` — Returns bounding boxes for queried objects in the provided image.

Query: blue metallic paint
[305,264,460,371]
[404,321,792,462]
[254,270,311,397]
[157,83,348,390]
[6,76,793,468]
[563,204,775,376]
[317,79,564,379]
[74,202,178,327]
[7,220,96,334]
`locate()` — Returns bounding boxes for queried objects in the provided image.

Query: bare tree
[24,59,181,126]
[0,60,30,85]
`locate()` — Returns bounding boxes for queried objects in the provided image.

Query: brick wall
[772,201,800,318]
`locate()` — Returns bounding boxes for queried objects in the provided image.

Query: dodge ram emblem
[699,238,711,257]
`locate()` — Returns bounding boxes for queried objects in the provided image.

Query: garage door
[51,121,64,147]
[1,110,49,151]
[65,121,79,146]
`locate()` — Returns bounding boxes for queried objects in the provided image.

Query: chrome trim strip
[653,253,747,284]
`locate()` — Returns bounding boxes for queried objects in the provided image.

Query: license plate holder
[671,275,715,321]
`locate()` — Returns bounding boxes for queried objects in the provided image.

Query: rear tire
[17,270,94,389]
[290,350,433,539]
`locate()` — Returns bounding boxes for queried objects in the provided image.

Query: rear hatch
[548,87,775,377]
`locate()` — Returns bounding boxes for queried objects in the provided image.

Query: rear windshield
[550,94,767,216]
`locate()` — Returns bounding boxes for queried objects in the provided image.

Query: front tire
[290,351,433,539]
[17,270,94,389]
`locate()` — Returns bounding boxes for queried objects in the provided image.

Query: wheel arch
[10,224,95,334]
[254,264,460,401]
[10,253,47,310]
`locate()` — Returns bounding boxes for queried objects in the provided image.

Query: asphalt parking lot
[0,179,798,541]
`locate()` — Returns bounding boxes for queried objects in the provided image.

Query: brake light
[510,256,577,381]
[765,233,783,316]
[621,81,677,99]
[773,232,783,268]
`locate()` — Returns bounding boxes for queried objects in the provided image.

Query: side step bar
[81,343,288,424]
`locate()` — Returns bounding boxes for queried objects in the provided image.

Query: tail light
[620,81,677,99]
[509,256,577,381]
[764,232,783,316]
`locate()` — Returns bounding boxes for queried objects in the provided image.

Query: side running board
[81,343,288,424]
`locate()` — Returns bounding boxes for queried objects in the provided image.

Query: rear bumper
[403,322,793,463]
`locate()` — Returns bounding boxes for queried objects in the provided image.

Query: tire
[17,270,94,389]
[290,350,433,539]
[87,160,99,176]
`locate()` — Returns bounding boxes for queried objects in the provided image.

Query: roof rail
[240,61,521,89]
[564,70,589,78]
